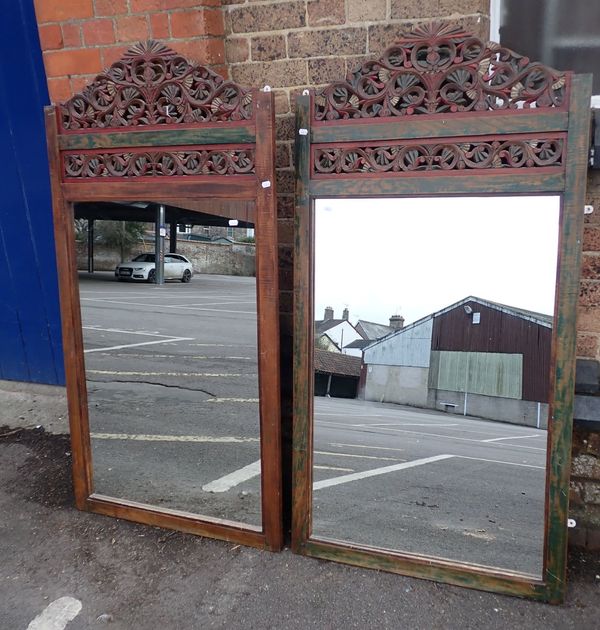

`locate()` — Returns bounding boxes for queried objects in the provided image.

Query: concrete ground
[0,426,599,629]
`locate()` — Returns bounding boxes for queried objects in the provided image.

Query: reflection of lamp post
[463,304,473,416]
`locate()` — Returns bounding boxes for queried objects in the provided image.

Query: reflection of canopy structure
[75,199,255,228]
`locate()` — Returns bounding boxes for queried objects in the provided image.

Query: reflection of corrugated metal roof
[356,320,393,340]
[364,295,553,353]
[314,349,362,377]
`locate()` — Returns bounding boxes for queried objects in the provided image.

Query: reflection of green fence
[429,351,523,399]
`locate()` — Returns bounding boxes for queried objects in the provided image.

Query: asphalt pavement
[80,271,548,576]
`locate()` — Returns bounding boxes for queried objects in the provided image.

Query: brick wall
[33,0,227,103]
[32,1,600,542]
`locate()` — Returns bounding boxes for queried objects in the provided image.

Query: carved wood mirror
[46,41,282,550]
[292,24,591,601]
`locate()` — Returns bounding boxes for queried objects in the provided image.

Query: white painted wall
[363,364,431,407]
[322,321,364,356]
[363,318,433,368]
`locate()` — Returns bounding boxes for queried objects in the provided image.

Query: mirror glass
[78,201,261,526]
[312,195,560,576]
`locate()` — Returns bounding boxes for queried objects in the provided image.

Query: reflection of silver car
[115,253,193,283]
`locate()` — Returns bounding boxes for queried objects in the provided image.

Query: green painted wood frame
[45,54,282,552]
[292,35,592,600]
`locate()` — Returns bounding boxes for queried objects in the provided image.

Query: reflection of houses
[361,297,552,428]
[315,307,401,357]
[315,349,362,398]
[315,307,364,356]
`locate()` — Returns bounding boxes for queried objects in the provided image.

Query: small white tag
[261,180,271,188]
[299,128,308,136]
[567,518,576,528]
[584,205,594,215]
[302,89,310,96]
[263,85,271,92]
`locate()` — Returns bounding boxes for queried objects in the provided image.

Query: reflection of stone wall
[363,365,549,428]
[431,389,549,430]
[76,240,256,277]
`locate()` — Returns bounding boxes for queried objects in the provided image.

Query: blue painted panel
[0,0,64,385]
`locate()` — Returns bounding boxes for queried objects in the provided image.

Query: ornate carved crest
[314,23,567,121]
[60,41,253,130]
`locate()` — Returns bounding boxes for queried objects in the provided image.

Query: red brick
[173,38,225,66]
[130,0,165,11]
[35,0,93,22]
[61,23,82,48]
[166,0,221,8]
[44,48,103,77]
[82,19,115,46]
[101,45,129,69]
[71,75,97,95]
[171,9,224,38]
[47,77,72,103]
[115,15,151,42]
[38,24,63,51]
[94,0,128,16]
[150,13,170,39]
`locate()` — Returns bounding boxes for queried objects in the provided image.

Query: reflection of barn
[360,297,552,428]
[314,349,362,398]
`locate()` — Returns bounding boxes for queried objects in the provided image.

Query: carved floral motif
[314,23,567,121]
[313,138,564,175]
[63,149,255,178]
[60,41,253,130]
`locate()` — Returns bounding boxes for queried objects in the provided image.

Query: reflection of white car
[115,253,193,283]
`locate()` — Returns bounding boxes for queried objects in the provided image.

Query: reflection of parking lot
[79,272,262,525]
[313,397,547,576]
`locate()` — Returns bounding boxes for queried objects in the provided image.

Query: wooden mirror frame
[45,41,282,551]
[292,23,592,600]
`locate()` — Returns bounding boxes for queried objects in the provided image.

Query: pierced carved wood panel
[60,40,253,131]
[63,148,256,179]
[314,22,567,122]
[312,136,564,176]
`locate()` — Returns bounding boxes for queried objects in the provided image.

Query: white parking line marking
[82,297,256,315]
[456,455,544,470]
[84,337,193,353]
[315,465,354,472]
[354,425,546,452]
[202,460,261,492]
[314,454,454,490]
[328,442,405,453]
[91,433,259,443]
[88,370,246,377]
[482,434,542,443]
[83,326,174,337]
[27,596,82,630]
[207,398,259,403]
[315,450,403,462]
[356,422,460,428]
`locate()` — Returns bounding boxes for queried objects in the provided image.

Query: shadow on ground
[1,426,598,629]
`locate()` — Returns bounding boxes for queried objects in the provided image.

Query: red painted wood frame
[292,23,592,601]
[45,42,282,551]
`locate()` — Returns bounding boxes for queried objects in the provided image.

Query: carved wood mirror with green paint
[45,42,283,551]
[292,23,592,602]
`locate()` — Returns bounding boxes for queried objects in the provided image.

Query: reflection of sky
[314,196,560,326]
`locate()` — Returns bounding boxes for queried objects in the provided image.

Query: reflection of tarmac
[313,396,547,576]
[79,272,262,526]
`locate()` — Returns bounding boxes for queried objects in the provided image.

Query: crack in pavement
[87,378,216,397]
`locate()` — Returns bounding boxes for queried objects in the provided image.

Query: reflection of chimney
[389,314,405,330]
[324,306,334,321]
[342,307,349,320]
